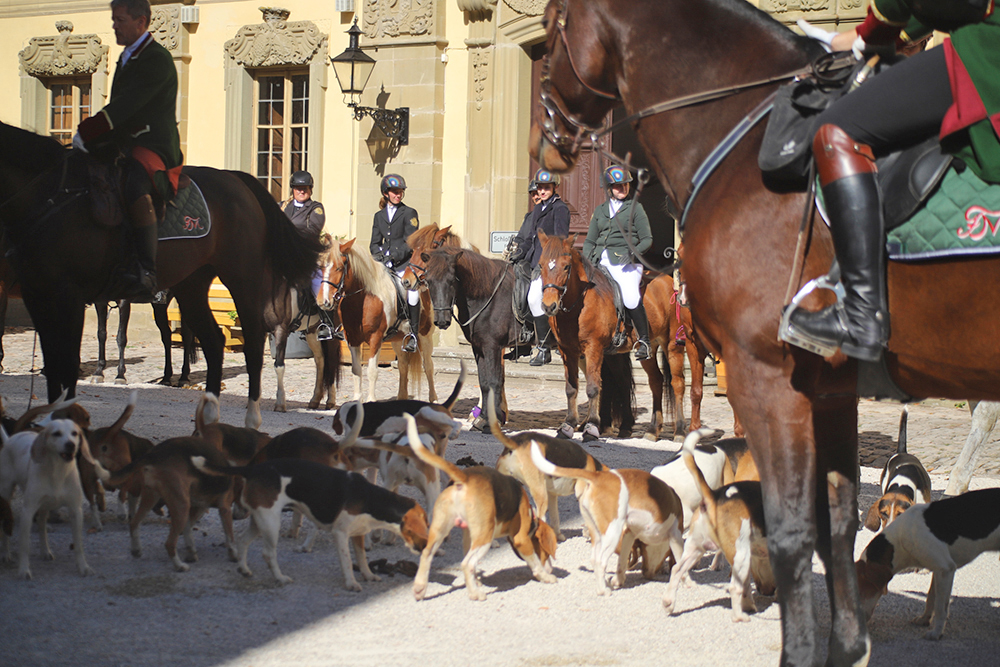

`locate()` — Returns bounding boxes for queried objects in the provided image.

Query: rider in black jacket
[370,174,421,353]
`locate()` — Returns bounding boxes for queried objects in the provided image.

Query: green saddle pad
[159,179,211,240]
[887,166,1000,261]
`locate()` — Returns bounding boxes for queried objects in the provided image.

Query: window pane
[269,101,284,127]
[270,127,283,152]
[79,84,91,120]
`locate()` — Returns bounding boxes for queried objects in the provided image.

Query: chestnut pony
[0,122,323,428]
[532,0,1000,664]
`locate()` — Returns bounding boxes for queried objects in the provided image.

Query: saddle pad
[158,179,211,241]
[887,166,1000,261]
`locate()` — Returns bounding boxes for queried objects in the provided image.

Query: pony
[0,122,323,428]
[535,231,635,439]
[530,0,1000,662]
[315,238,434,402]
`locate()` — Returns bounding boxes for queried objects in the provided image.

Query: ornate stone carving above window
[18,21,108,77]
[363,0,434,39]
[502,0,546,17]
[457,0,496,13]
[150,6,183,52]
[224,7,327,68]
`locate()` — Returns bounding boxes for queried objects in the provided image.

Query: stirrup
[778,273,847,357]
[633,339,652,361]
[402,332,418,352]
[317,323,333,341]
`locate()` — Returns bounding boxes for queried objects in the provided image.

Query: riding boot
[121,194,159,303]
[627,305,652,361]
[402,301,420,353]
[787,124,889,362]
[529,315,553,366]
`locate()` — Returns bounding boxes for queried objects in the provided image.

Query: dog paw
[555,532,567,543]
[538,572,557,584]
[238,565,253,578]
[18,568,32,580]
[362,571,381,583]
[344,581,363,592]
[183,551,199,563]
[277,574,293,585]
[413,584,427,601]
[731,613,751,623]
[42,550,55,561]
[923,629,944,641]
[468,589,487,601]
[79,564,95,577]
[912,614,932,627]
[662,598,676,614]
[296,544,314,554]
[173,561,191,573]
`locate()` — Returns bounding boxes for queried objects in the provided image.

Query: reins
[435,257,509,330]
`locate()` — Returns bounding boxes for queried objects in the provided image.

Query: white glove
[72,132,88,153]
[851,34,868,60]
[796,19,835,52]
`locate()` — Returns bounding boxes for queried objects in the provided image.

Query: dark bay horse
[536,231,634,439]
[531,0,1000,663]
[0,122,323,428]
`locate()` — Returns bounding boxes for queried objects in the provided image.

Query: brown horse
[315,239,435,402]
[0,122,323,428]
[536,230,635,440]
[530,0,1000,663]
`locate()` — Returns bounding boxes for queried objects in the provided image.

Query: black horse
[0,122,322,427]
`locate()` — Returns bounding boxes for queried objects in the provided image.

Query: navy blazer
[370,203,419,268]
[511,196,570,267]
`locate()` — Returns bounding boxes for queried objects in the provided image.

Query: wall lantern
[331,19,409,145]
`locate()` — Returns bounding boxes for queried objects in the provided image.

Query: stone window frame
[252,68,313,201]
[223,7,328,201]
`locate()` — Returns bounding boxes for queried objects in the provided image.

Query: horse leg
[114,300,130,384]
[477,346,505,428]
[173,271,225,405]
[25,297,85,401]
[420,332,436,403]
[272,322,290,413]
[945,400,996,496]
[0,286,7,372]
[687,342,705,433]
[90,302,109,384]
[641,344,665,441]
[561,347,581,432]
[151,301,175,386]
[365,336,383,403]
[582,349,603,441]
[667,341,687,439]
[305,331,325,410]
[349,345,363,400]
[225,282,265,430]
[395,345,410,400]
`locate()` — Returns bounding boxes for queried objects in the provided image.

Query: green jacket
[102,35,182,169]
[582,198,653,265]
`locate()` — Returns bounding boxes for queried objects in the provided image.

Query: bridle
[430,257,509,330]
[318,257,350,307]
[541,251,589,314]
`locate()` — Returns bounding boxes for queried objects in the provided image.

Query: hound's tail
[529,441,603,484]
[190,457,253,477]
[194,393,221,436]
[683,428,719,518]
[487,388,519,451]
[91,391,138,453]
[441,360,467,411]
[896,406,909,455]
[12,388,77,433]
[404,413,467,485]
[337,400,365,450]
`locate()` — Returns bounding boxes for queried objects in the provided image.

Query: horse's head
[421,249,461,330]
[529,0,621,173]
[316,238,355,311]
[537,230,584,316]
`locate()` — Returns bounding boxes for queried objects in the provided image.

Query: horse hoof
[644,431,659,442]
[582,424,601,442]
[471,417,489,432]
[89,375,104,384]
[556,423,575,440]
[114,378,128,385]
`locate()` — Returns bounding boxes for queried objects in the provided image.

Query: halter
[318,257,349,305]
[432,260,509,329]
[541,251,589,313]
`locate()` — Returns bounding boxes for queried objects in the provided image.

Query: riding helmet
[603,165,633,188]
[380,173,407,195]
[528,179,539,193]
[290,170,314,188]
[533,169,561,186]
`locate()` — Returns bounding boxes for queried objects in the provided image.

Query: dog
[94,437,238,572]
[864,407,932,532]
[404,414,557,601]
[487,389,602,542]
[530,442,684,595]
[89,392,155,522]
[0,418,97,579]
[855,488,1000,640]
[662,429,775,622]
[191,454,429,589]
[331,361,466,437]
[194,393,271,463]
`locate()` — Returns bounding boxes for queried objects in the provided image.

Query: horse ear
[421,252,430,262]
[568,233,579,247]
[538,229,548,244]
[441,225,452,234]
[319,232,333,248]
[341,238,356,253]
[454,250,464,261]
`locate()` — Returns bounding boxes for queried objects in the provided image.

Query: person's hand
[796,19,836,52]
[850,34,868,60]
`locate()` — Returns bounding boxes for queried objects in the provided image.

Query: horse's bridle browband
[541,252,590,313]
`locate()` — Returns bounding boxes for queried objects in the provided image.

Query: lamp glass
[331,51,375,97]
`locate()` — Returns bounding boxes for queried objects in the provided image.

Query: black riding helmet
[290,170,314,188]
[380,174,407,195]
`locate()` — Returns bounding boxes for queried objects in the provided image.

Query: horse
[535,231,635,439]
[530,0,1000,662]
[315,238,435,402]
[0,122,323,428]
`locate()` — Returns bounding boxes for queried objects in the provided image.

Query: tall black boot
[627,305,652,361]
[529,315,552,366]
[402,301,420,353]
[121,194,159,303]
[787,124,889,362]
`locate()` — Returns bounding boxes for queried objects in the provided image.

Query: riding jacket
[581,197,653,266]
[511,195,571,268]
[859,0,1000,181]
[281,198,326,238]
[370,203,419,268]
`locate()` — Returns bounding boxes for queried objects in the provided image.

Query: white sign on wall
[490,231,517,255]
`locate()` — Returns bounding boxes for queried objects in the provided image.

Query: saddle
[512,261,534,326]
[583,258,630,351]
[385,266,410,337]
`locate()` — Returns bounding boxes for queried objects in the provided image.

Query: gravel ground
[1,326,1000,667]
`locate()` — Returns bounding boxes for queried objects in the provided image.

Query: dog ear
[535,521,558,560]
[863,501,883,532]
[30,431,50,463]
[78,430,96,466]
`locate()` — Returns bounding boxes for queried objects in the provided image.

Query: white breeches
[528,276,546,317]
[395,267,420,305]
[600,250,642,309]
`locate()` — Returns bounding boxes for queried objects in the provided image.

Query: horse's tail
[321,337,341,390]
[599,354,635,432]
[229,171,325,288]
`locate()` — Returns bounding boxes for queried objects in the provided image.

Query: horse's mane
[0,122,67,173]
[702,0,821,56]
[407,224,441,249]
[345,242,398,323]
[431,245,506,292]
[577,252,615,299]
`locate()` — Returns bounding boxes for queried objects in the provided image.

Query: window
[254,71,309,200]
[48,79,91,146]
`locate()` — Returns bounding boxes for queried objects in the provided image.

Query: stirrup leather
[778,273,847,357]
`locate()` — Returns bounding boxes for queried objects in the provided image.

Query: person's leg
[612,261,650,361]
[527,275,552,366]
[121,158,159,302]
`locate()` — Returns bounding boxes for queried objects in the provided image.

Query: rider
[509,168,571,366]
[788,0,1000,362]
[75,0,181,303]
[582,165,653,361]
[281,170,326,296]
[512,179,543,348]
[370,174,421,353]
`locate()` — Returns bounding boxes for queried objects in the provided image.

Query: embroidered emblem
[548,259,556,270]
[183,215,204,232]
[314,206,324,216]
[956,206,1000,241]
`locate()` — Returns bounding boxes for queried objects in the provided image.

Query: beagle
[488,390,603,542]
[0,418,97,579]
[89,392,155,521]
[530,442,685,595]
[662,429,775,622]
[406,414,558,601]
[856,488,1000,640]
[191,454,429,589]
[864,407,932,532]
[94,437,238,572]
[194,393,272,464]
